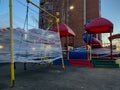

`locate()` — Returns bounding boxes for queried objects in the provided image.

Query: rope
[16,0,38,14]
[16,2,29,60]
[23,3,29,30]
[16,0,49,29]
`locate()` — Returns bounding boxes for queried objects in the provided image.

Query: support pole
[56,19,65,69]
[110,32,113,60]
[89,34,92,60]
[66,36,69,60]
[9,0,15,87]
[86,32,88,59]
[72,36,74,48]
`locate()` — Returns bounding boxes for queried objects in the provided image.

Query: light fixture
[0,45,3,49]
[69,5,74,10]
[56,12,60,16]
[32,47,36,50]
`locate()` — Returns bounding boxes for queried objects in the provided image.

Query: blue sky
[0,0,39,29]
[101,0,120,34]
[0,0,120,34]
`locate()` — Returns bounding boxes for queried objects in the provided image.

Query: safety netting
[0,28,62,63]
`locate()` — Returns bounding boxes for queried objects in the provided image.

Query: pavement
[0,63,120,90]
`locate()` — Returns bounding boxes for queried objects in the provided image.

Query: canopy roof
[85,17,113,34]
[52,23,75,37]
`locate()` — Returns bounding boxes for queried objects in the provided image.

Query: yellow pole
[9,0,15,87]
[56,18,65,69]
[90,46,92,60]
[26,0,65,69]
[87,45,92,60]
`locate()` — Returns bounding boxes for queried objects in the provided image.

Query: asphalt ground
[0,63,120,90]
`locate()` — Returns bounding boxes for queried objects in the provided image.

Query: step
[91,59,120,68]
[115,59,120,64]
[92,58,115,60]
[69,59,91,64]
[71,63,94,67]
[91,60,116,65]
[69,59,94,67]
[94,64,119,68]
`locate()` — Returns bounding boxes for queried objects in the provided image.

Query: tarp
[85,17,113,33]
[52,23,75,37]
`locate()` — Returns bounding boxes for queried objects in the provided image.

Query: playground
[0,0,120,89]
[1,63,120,90]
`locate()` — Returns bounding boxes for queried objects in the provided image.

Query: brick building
[39,0,101,47]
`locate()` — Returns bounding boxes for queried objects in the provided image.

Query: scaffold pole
[9,0,15,87]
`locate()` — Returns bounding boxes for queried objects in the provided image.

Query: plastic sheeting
[0,28,62,63]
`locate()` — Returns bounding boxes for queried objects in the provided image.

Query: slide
[82,33,102,48]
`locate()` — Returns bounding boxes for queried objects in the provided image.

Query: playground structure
[54,17,120,68]
[1,0,120,88]
[85,17,115,60]
[84,17,119,67]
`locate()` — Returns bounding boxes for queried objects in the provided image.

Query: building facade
[39,0,63,29]
[39,0,101,47]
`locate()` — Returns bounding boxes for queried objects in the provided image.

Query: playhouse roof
[85,17,113,34]
[52,23,75,37]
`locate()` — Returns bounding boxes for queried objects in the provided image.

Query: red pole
[86,32,88,59]
[72,36,74,48]
[110,32,113,60]
[94,34,97,38]
[66,36,69,60]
